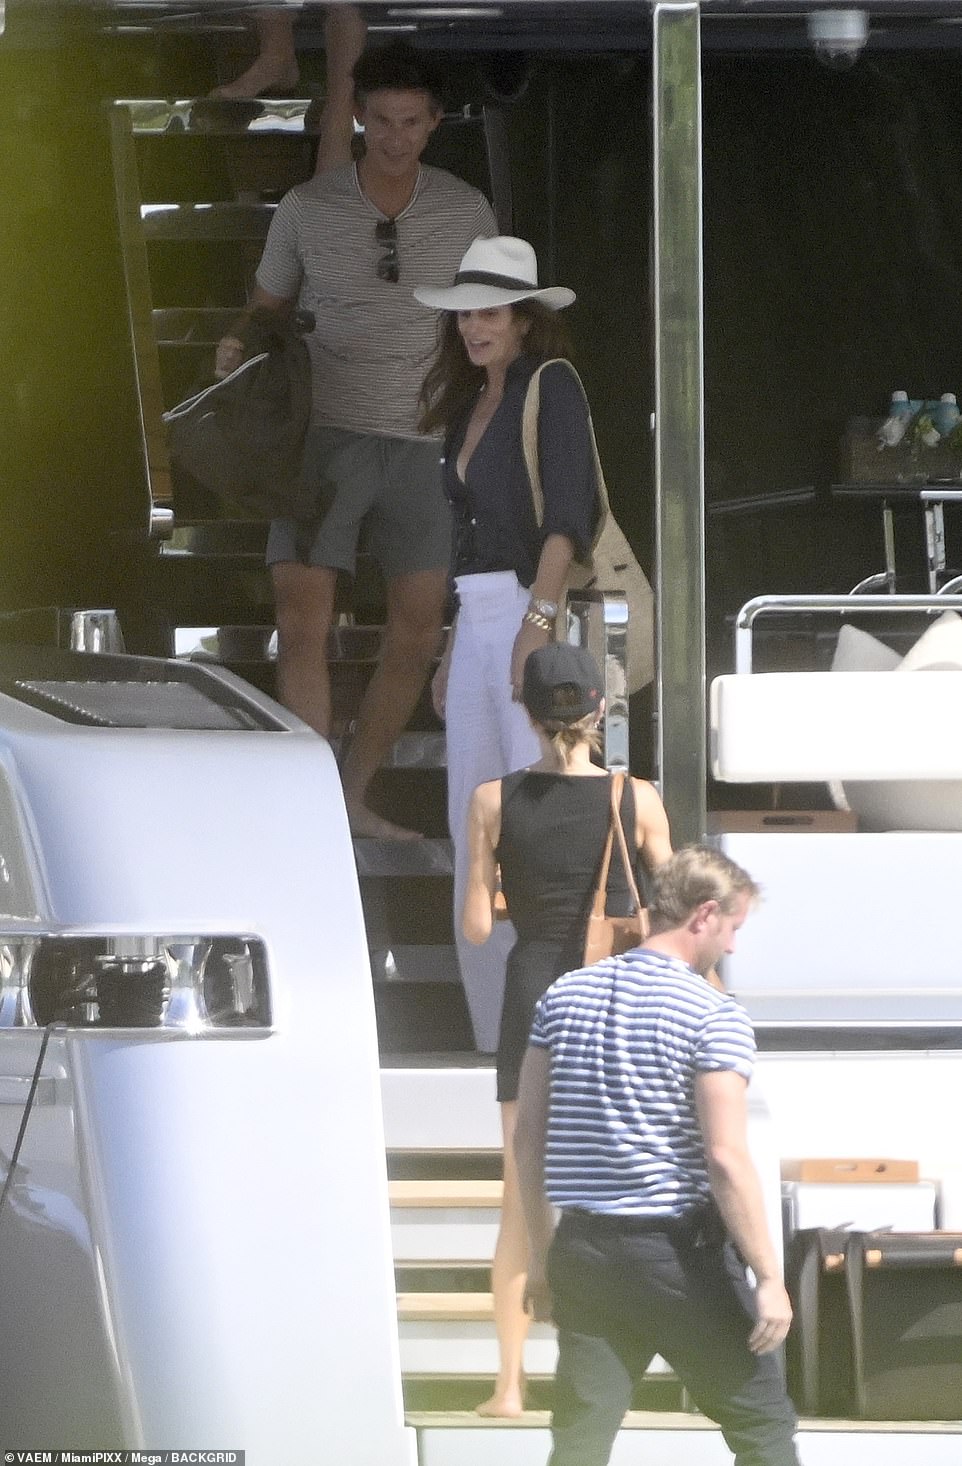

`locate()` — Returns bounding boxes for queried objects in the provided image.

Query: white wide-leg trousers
[446,573,541,1052]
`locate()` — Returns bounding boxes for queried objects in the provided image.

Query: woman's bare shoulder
[471,778,504,819]
[630,777,668,814]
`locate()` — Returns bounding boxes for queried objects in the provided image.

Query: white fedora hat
[413,235,575,312]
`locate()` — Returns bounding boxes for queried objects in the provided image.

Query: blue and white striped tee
[528,949,756,1217]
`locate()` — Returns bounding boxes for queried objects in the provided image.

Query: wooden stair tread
[398,1291,495,1321]
[390,1179,503,1208]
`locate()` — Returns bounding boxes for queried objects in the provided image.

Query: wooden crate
[782,1157,920,1184]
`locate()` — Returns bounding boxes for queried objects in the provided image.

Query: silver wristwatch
[529,597,559,620]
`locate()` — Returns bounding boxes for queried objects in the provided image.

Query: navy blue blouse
[443,354,599,587]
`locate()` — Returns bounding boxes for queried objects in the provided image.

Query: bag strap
[162,351,269,422]
[520,358,611,554]
[590,773,643,919]
[589,775,619,920]
[610,773,644,915]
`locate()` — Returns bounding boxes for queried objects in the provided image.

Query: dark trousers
[546,1209,801,1466]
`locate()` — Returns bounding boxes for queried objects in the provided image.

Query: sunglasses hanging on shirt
[375,218,399,284]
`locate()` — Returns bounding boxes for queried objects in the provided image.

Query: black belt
[560,1203,724,1246]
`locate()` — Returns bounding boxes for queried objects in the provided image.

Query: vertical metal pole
[652,2,705,845]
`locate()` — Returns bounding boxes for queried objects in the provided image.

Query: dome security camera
[807,8,869,71]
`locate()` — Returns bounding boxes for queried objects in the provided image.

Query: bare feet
[476,1385,525,1419]
[210,55,300,100]
[347,805,424,842]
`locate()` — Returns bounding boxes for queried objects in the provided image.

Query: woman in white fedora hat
[414,236,599,1416]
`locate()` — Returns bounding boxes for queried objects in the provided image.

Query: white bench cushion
[711,670,962,783]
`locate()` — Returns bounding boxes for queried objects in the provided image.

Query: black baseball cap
[522,643,603,724]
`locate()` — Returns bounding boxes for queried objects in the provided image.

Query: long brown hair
[418,299,573,436]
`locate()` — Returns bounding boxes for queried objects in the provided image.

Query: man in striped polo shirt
[515,845,800,1466]
[217,41,496,839]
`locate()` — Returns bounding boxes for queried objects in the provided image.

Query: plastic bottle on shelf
[934,392,960,440]
[920,417,941,449]
[877,389,912,448]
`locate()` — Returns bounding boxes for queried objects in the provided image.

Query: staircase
[382,1066,962,1466]
[102,74,517,1054]
[383,1065,684,1427]
[100,53,639,1056]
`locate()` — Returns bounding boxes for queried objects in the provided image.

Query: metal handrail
[565,589,629,772]
[734,593,962,674]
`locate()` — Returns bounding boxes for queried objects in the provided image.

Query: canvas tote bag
[521,359,655,694]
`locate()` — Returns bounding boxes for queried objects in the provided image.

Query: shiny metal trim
[140,201,276,241]
[0,932,272,1032]
[0,938,38,1028]
[68,610,126,655]
[565,589,630,773]
[150,505,175,539]
[163,938,213,1031]
[108,106,173,521]
[653,2,706,845]
[119,97,487,138]
[734,593,962,675]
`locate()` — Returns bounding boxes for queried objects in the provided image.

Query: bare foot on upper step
[211,55,299,100]
[476,1387,525,1419]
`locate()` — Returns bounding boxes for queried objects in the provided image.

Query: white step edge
[414,1418,962,1466]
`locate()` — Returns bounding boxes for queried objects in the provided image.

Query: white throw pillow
[828,626,901,810]
[898,610,962,671]
[838,611,962,830]
[830,623,901,673]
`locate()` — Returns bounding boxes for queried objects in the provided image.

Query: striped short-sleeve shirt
[528,949,756,1217]
[256,163,496,440]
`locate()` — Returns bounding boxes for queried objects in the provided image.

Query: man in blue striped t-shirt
[515,845,800,1466]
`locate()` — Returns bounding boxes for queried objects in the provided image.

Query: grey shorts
[265,425,451,579]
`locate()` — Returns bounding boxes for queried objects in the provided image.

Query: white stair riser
[392,1210,500,1262]
[417,1427,962,1466]
[399,1321,672,1379]
[399,1321,557,1376]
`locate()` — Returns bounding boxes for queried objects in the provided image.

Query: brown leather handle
[590,774,642,918]
[590,780,618,919]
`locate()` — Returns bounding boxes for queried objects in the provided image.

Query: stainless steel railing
[565,588,629,772]
[734,593,962,675]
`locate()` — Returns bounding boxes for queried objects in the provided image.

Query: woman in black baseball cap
[460,641,673,1418]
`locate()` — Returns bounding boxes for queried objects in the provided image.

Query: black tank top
[496,771,640,950]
